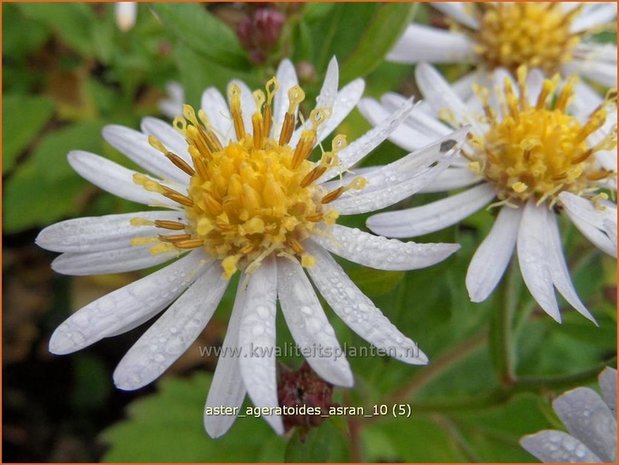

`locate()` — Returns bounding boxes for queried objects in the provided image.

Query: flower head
[360,64,617,323]
[37,58,466,437]
[389,2,617,88]
[520,367,617,462]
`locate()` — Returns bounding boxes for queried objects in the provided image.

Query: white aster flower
[360,63,617,323]
[520,367,617,462]
[389,2,617,94]
[37,58,467,437]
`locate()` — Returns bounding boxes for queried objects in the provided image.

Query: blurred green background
[2,2,616,462]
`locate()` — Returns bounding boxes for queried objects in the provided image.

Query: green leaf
[3,161,86,234]
[3,4,50,58]
[174,44,258,108]
[348,268,405,297]
[339,3,417,83]
[16,3,97,58]
[454,393,550,462]
[102,373,285,462]
[363,415,467,462]
[3,94,55,174]
[284,420,349,462]
[153,3,249,70]
[3,121,105,233]
[306,3,415,83]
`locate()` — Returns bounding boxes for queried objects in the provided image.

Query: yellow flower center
[466,69,616,206]
[132,78,364,278]
[472,3,581,75]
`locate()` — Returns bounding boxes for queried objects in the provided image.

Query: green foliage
[153,3,249,70]
[4,121,104,233]
[3,94,55,174]
[102,374,285,462]
[301,3,416,84]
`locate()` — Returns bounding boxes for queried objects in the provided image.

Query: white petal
[571,3,617,33]
[382,72,479,116]
[381,92,450,132]
[305,242,427,364]
[520,431,602,462]
[316,56,339,111]
[596,150,617,174]
[553,387,617,462]
[317,78,365,144]
[571,80,603,120]
[271,59,299,139]
[330,128,468,214]
[290,79,365,147]
[238,257,283,435]
[431,2,478,29]
[466,206,522,302]
[115,2,137,32]
[51,245,178,276]
[419,167,481,193]
[319,96,415,183]
[415,63,484,134]
[277,257,353,387]
[158,82,184,119]
[68,151,178,208]
[357,98,440,149]
[227,80,256,138]
[114,262,228,390]
[323,164,477,196]
[559,192,616,257]
[517,201,561,322]
[201,87,233,144]
[575,42,617,64]
[102,125,188,184]
[48,251,207,354]
[205,279,248,438]
[525,68,545,107]
[367,183,495,238]
[599,367,617,414]
[312,224,459,271]
[35,210,184,253]
[588,107,617,150]
[140,117,191,161]
[387,24,475,64]
[564,60,617,88]
[545,207,597,323]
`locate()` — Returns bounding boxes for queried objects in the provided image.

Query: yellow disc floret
[466,68,617,206]
[472,3,581,75]
[133,79,365,278]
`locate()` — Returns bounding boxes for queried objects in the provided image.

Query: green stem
[390,330,488,402]
[514,358,616,392]
[431,415,482,462]
[492,261,520,384]
[390,359,615,414]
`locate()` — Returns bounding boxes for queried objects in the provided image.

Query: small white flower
[360,63,617,323]
[115,2,138,32]
[390,2,617,92]
[520,367,617,462]
[37,58,467,437]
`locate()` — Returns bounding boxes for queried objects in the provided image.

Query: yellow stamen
[472,3,582,75]
[471,68,617,205]
[229,84,246,141]
[134,78,340,278]
[155,220,186,231]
